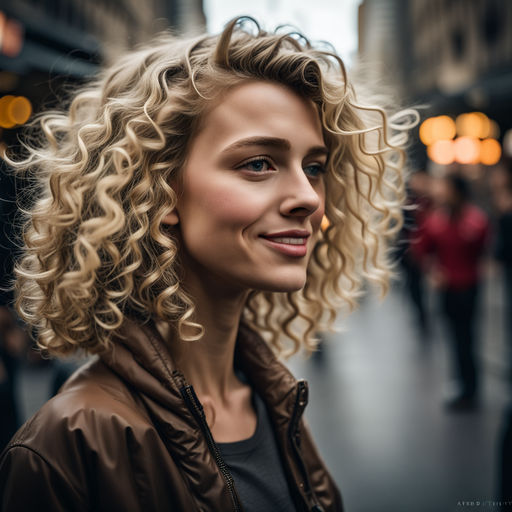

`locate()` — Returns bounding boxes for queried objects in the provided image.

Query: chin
[255,272,307,293]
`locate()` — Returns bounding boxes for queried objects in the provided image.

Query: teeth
[269,237,306,245]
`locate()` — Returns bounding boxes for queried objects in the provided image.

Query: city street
[289,273,509,512]
[16,271,509,512]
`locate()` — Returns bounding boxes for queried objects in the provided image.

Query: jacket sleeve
[0,444,87,512]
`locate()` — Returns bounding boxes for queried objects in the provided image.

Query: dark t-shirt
[217,389,296,512]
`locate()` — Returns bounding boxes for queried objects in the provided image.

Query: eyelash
[303,163,327,178]
[236,157,327,177]
[236,157,276,173]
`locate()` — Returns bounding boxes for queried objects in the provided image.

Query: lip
[259,230,311,258]
[261,230,311,239]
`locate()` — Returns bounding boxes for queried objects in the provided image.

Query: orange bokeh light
[0,95,16,128]
[8,96,31,124]
[419,118,435,146]
[0,12,23,58]
[488,120,500,140]
[480,138,501,166]
[456,112,492,139]
[420,116,456,146]
[0,95,32,127]
[454,136,480,164]
[321,215,330,232]
[434,115,456,141]
[427,140,455,165]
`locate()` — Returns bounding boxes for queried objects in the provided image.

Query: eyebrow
[220,136,329,158]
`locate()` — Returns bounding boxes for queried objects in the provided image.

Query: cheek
[202,190,264,228]
[181,178,267,239]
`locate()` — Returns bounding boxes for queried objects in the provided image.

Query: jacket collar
[235,322,300,420]
[100,317,299,420]
[98,318,309,511]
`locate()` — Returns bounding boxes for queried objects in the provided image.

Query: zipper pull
[297,381,308,408]
[290,380,325,512]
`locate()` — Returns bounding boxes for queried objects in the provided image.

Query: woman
[0,17,415,511]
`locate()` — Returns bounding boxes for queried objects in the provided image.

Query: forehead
[193,81,324,148]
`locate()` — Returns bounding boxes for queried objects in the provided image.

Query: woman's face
[164,81,327,294]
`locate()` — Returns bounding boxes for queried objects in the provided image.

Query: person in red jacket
[414,173,489,410]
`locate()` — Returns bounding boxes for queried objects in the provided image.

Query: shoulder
[2,358,155,471]
[33,358,149,430]
[0,359,179,511]
[0,359,160,509]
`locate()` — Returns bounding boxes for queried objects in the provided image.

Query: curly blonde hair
[8,17,417,357]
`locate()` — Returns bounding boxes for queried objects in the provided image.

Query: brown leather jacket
[0,320,343,511]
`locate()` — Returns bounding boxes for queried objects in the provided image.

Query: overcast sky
[203,0,361,67]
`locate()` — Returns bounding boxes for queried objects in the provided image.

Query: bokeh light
[488,120,500,140]
[476,113,492,138]
[434,115,456,141]
[8,96,31,124]
[455,112,491,139]
[321,215,330,232]
[419,116,456,146]
[0,95,32,128]
[479,138,501,166]
[419,117,435,146]
[0,95,16,128]
[427,140,455,165]
[0,11,24,58]
[454,136,480,164]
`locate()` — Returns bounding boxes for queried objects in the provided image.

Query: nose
[279,167,322,218]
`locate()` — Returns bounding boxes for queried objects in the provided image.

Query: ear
[162,209,180,226]
[163,179,181,226]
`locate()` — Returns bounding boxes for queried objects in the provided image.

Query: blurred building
[0,0,206,135]
[357,0,408,96]
[358,0,512,168]
[0,0,206,307]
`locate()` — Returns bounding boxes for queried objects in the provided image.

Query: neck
[162,269,250,403]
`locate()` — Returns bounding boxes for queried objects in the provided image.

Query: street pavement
[288,275,509,512]
[16,272,510,512]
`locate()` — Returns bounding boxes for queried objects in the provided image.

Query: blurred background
[1,1,512,511]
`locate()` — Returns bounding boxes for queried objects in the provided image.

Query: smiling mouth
[266,237,307,245]
[259,232,310,257]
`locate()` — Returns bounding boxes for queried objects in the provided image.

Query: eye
[304,163,326,178]
[237,157,276,173]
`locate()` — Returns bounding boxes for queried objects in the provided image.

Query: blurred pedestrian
[398,169,432,341]
[414,173,489,410]
[0,17,415,510]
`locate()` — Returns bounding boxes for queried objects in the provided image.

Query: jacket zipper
[289,380,324,512]
[180,384,243,512]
